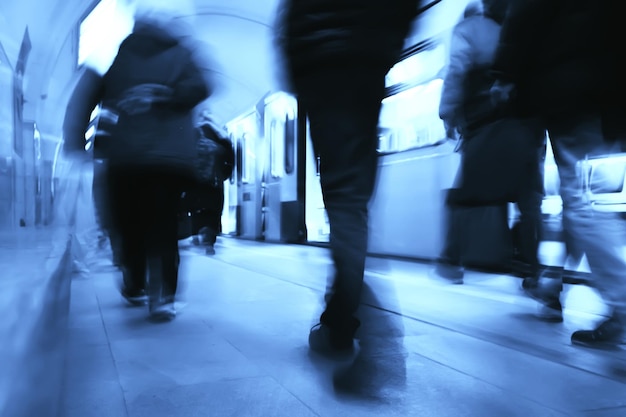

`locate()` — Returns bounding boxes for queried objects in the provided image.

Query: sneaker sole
[123,295,148,307]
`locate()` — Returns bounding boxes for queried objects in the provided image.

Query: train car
[224,0,577,274]
[225,107,263,240]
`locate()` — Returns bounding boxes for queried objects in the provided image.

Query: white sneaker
[149,302,176,322]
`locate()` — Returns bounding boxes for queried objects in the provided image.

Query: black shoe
[121,287,148,306]
[433,263,464,284]
[536,299,564,323]
[205,245,215,255]
[521,276,539,290]
[308,323,356,360]
[522,273,562,304]
[571,317,624,349]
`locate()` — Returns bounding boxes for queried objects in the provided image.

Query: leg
[435,188,466,283]
[548,113,626,345]
[141,171,186,320]
[296,67,386,350]
[107,167,147,305]
[516,142,546,281]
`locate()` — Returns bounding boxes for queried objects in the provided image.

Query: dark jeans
[107,166,186,304]
[515,141,546,278]
[294,66,386,341]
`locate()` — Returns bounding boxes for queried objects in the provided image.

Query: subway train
[221,0,573,272]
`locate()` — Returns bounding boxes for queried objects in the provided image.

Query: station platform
[54,236,626,417]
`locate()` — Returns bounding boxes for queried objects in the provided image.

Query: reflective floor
[59,237,625,417]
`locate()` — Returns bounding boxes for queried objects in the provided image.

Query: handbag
[445,189,513,272]
[455,117,544,205]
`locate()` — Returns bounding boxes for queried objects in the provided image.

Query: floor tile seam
[208,332,322,416]
[91,278,131,417]
[408,348,573,416]
[581,404,626,413]
[204,255,328,293]
[398,309,626,385]
[364,270,609,323]
[189,252,624,378]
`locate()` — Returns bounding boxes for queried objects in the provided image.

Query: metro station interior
[1,0,625,416]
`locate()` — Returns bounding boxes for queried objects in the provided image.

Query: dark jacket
[491,0,611,120]
[277,0,419,80]
[100,20,209,175]
[196,121,235,186]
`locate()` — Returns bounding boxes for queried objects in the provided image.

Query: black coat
[492,0,616,120]
[277,0,419,80]
[101,21,210,175]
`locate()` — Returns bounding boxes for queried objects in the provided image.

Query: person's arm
[439,22,473,131]
[62,66,104,157]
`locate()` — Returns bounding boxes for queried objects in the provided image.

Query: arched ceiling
[0,0,282,146]
[0,0,469,152]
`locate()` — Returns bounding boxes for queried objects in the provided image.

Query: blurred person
[183,112,234,255]
[435,0,546,285]
[64,9,211,321]
[491,0,626,347]
[276,0,420,356]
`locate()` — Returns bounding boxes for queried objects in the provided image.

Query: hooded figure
[439,0,510,135]
[102,16,209,176]
[97,14,209,320]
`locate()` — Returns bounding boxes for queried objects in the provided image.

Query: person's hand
[490,80,515,105]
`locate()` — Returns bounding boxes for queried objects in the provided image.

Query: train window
[241,132,252,184]
[270,120,283,178]
[230,133,237,185]
[284,115,296,175]
[378,77,446,154]
[379,41,447,155]
[0,42,15,157]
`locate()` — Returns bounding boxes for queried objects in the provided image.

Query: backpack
[195,123,234,186]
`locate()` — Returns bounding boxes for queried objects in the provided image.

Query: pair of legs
[535,113,626,344]
[107,166,186,317]
[188,185,224,247]
[294,66,386,349]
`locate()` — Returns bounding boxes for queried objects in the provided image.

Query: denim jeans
[547,113,626,320]
[294,66,386,339]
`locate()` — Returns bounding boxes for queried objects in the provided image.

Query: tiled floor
[60,238,626,417]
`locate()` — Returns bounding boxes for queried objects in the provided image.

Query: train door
[303,119,329,243]
[262,92,305,243]
[226,109,263,240]
[221,131,238,236]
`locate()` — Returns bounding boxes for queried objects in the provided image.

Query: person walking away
[491,0,626,347]
[184,112,234,255]
[435,0,546,286]
[276,0,420,356]
[64,10,211,321]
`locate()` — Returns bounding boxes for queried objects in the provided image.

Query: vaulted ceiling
[0,0,282,145]
[0,0,469,152]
